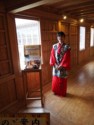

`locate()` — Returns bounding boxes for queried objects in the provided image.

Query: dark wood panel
[0,32,6,45]
[27,72,40,96]
[0,14,4,29]
[0,75,15,84]
[47,65,52,81]
[0,14,13,77]
[0,12,25,113]
[0,61,11,76]
[90,47,94,57]
[7,80,17,103]
[0,79,17,109]
[78,51,84,63]
[0,46,8,60]
[42,66,49,84]
[0,83,10,109]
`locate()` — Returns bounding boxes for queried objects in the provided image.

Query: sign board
[24,45,41,57]
[24,45,41,69]
[0,113,50,125]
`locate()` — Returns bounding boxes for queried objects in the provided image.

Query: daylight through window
[15,18,41,70]
[90,28,94,47]
[79,26,86,50]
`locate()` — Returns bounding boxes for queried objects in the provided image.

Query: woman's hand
[57,65,63,70]
[54,64,58,69]
[54,64,63,70]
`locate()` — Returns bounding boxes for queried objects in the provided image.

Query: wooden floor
[20,60,94,125]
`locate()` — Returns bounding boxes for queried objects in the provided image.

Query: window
[79,26,86,50]
[90,28,94,47]
[15,18,41,70]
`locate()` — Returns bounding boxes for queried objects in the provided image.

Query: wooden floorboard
[20,59,94,125]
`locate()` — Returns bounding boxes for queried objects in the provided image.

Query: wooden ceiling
[36,0,94,23]
[5,0,94,23]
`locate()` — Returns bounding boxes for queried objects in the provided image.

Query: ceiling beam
[54,0,92,8]
[65,5,94,12]
[59,2,94,13]
[9,0,63,13]
[71,11,94,17]
[66,9,94,15]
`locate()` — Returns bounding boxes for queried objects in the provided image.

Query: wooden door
[0,13,24,113]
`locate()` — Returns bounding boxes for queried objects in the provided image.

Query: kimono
[50,43,71,96]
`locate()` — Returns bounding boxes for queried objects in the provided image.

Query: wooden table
[22,68,44,107]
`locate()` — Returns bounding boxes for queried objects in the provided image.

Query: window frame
[90,27,94,47]
[15,17,42,70]
[79,26,86,51]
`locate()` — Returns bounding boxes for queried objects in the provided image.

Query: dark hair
[57,31,65,37]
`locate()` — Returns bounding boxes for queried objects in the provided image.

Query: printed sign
[24,45,41,56]
[24,45,41,69]
[0,113,50,125]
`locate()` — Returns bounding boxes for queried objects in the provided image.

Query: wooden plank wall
[0,3,25,112]
[90,47,94,57]
[59,21,78,66]
[78,25,90,63]
[70,24,78,65]
[40,19,59,85]
[59,21,94,65]
[0,13,17,112]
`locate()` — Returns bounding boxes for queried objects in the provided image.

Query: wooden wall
[90,47,94,57]
[40,19,59,84]
[0,3,25,113]
[59,20,94,65]
[78,25,90,63]
[59,22,78,65]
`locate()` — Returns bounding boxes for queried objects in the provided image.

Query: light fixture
[63,15,67,20]
[91,25,94,28]
[80,18,84,23]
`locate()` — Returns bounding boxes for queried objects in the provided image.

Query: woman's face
[57,35,65,43]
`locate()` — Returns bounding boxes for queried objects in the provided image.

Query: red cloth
[50,44,71,96]
[52,76,67,96]
[50,47,56,66]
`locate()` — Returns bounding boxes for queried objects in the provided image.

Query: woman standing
[50,31,71,96]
